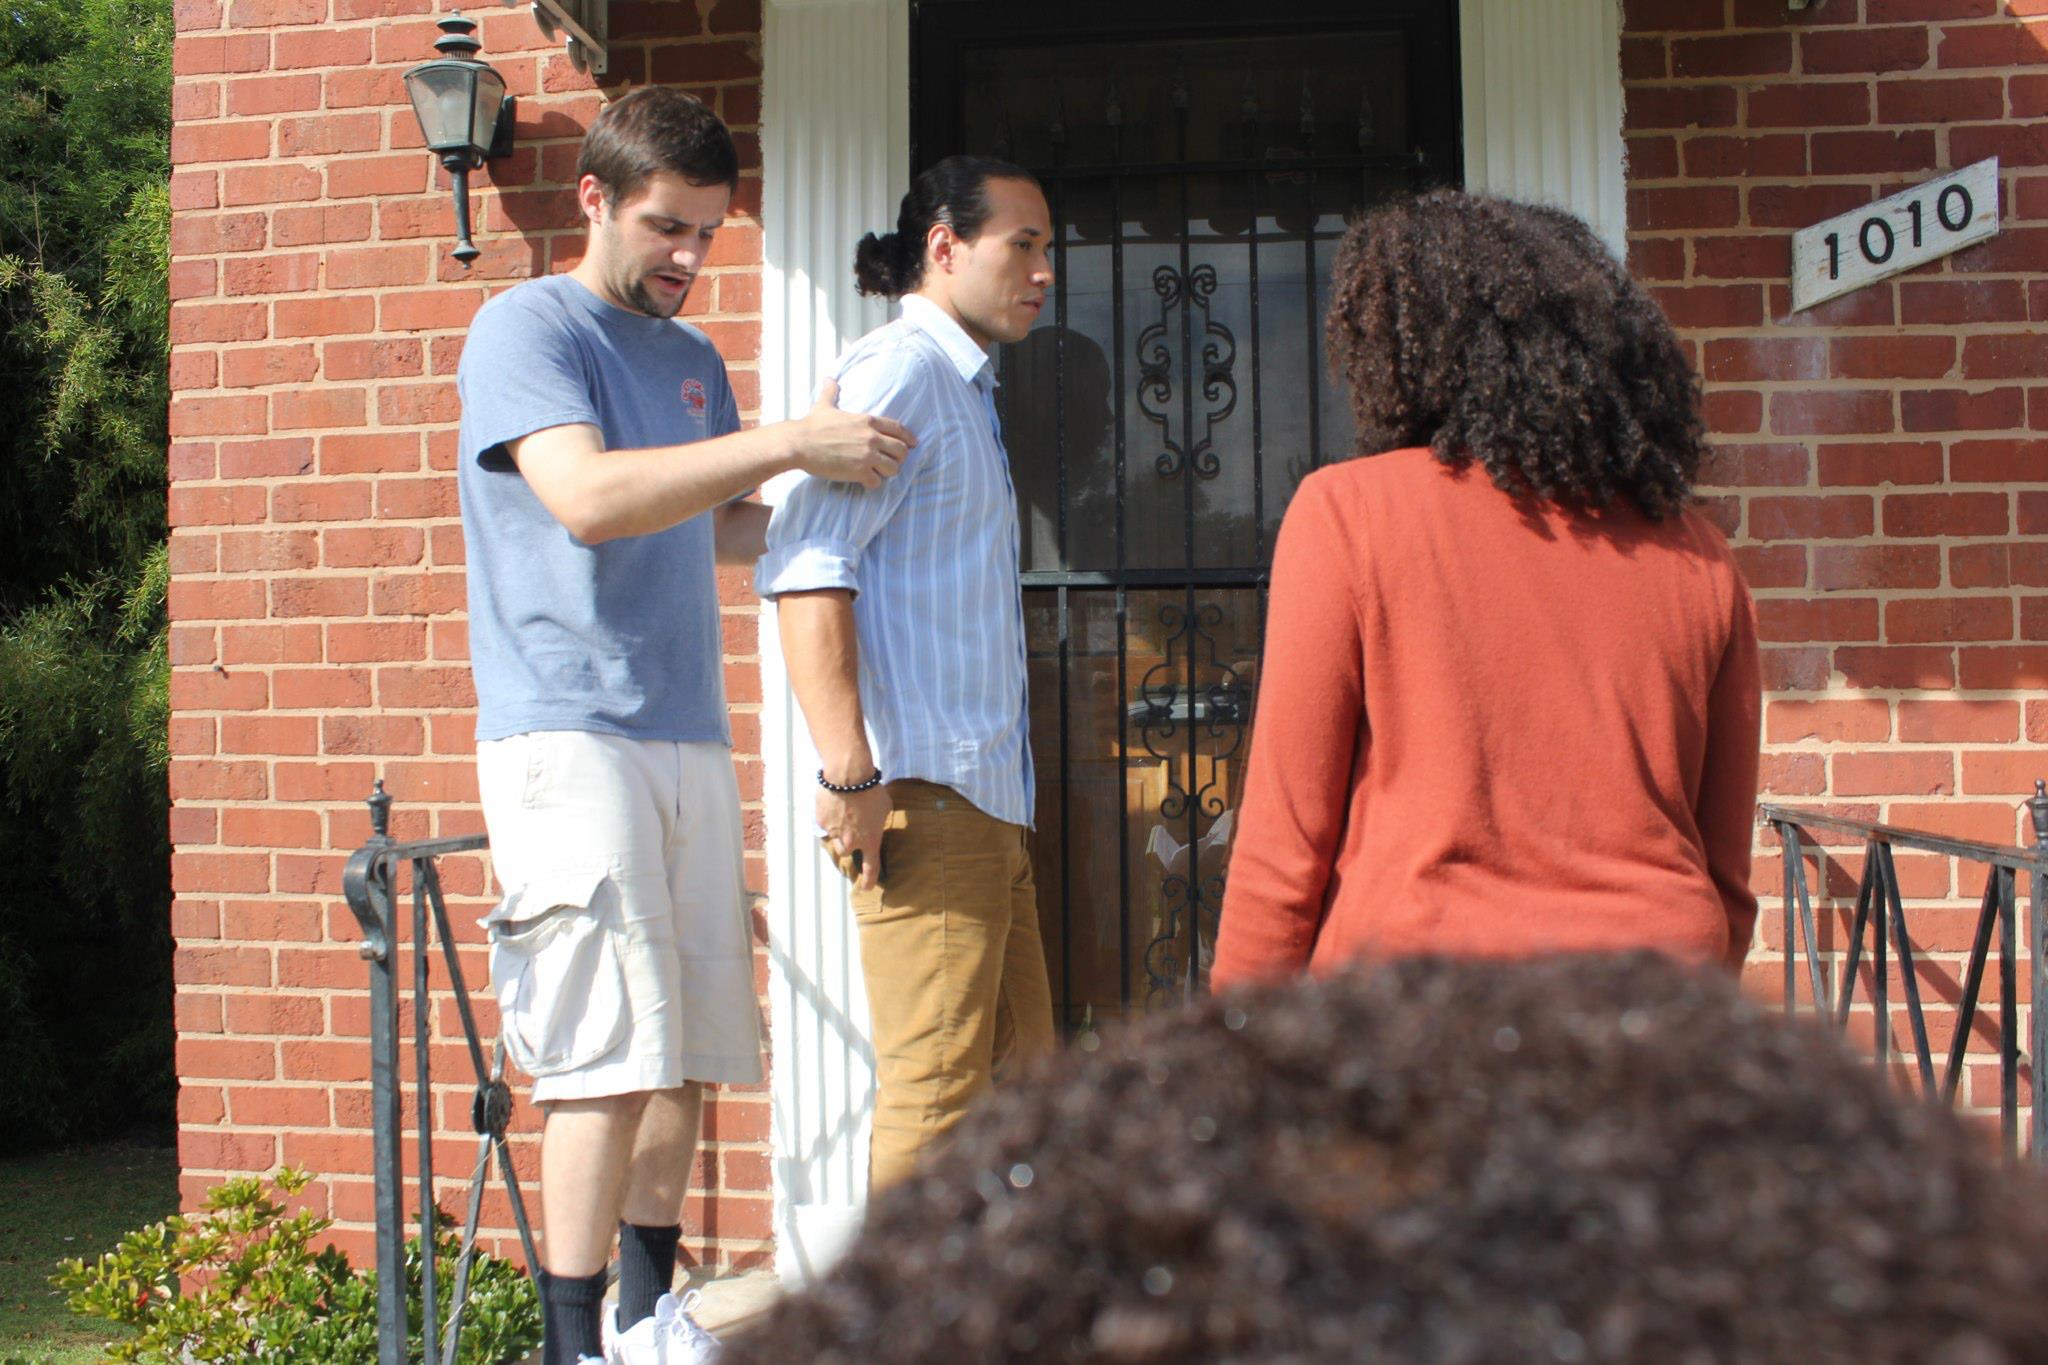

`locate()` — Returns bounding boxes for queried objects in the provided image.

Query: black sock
[540,1266,608,1365]
[616,1221,682,1330]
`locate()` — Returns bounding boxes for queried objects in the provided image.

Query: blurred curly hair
[1325,191,1707,520]
[727,953,2048,1364]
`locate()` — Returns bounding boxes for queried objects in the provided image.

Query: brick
[274,296,375,338]
[376,382,460,425]
[172,32,268,75]
[177,1038,276,1082]
[1898,700,2019,744]
[325,338,424,381]
[1829,336,1955,381]
[1951,542,2048,589]
[325,246,430,290]
[323,527,425,568]
[1628,185,1741,230]
[219,623,321,664]
[170,393,267,438]
[1961,335,2048,382]
[1882,493,2009,538]
[1901,388,2025,433]
[271,480,372,522]
[1801,25,1929,74]
[324,64,409,108]
[1816,441,1944,487]
[273,26,370,67]
[1746,80,1870,129]
[1699,444,1808,488]
[326,620,427,665]
[1626,84,1738,132]
[218,529,318,571]
[1653,284,1764,328]
[172,300,267,344]
[272,386,367,430]
[272,203,374,247]
[171,120,272,164]
[1936,22,2048,69]
[1951,441,2048,484]
[1747,182,1873,229]
[1835,646,1955,690]
[271,576,368,618]
[169,758,268,801]
[1756,597,1879,642]
[1958,648,2048,690]
[327,154,429,199]
[273,761,377,802]
[1682,134,1806,179]
[171,211,267,255]
[277,113,383,158]
[222,806,324,848]
[222,344,318,388]
[1832,751,1953,796]
[375,666,476,709]
[375,478,458,520]
[228,1087,332,1128]
[1766,699,1890,743]
[322,715,427,754]
[378,289,485,332]
[170,349,218,391]
[1884,597,2013,643]
[1875,75,2004,124]
[224,72,323,116]
[1811,544,1940,591]
[321,432,421,474]
[1691,233,1792,281]
[1900,279,2028,325]
[272,667,373,709]
[1768,390,1892,437]
[1669,31,1793,78]
[1810,129,1939,175]
[224,253,324,295]
[1960,750,2048,797]
[1746,495,1873,542]
[218,438,317,480]
[1701,389,1763,435]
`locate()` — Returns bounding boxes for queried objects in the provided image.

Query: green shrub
[53,1168,543,1364]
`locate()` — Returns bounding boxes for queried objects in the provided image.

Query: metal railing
[1762,780,2048,1158]
[342,781,537,1365]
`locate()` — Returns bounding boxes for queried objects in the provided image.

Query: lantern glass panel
[468,68,508,156]
[406,63,480,152]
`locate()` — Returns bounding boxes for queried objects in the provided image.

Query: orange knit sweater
[1211,448,1762,989]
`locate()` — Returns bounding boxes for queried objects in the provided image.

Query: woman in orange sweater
[1211,193,1761,990]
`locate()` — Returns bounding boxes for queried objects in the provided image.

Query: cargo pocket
[482,864,627,1078]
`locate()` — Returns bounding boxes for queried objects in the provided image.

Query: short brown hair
[728,953,2048,1364]
[577,87,739,203]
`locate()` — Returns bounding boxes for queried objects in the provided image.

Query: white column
[1460,0,1628,258]
[758,0,909,1286]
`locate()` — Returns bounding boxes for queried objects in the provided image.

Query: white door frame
[756,0,1625,1286]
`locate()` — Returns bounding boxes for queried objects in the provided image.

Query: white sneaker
[604,1291,721,1364]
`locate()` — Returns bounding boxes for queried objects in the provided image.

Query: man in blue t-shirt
[456,89,912,1365]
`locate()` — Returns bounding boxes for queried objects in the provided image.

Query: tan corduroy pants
[846,780,1055,1190]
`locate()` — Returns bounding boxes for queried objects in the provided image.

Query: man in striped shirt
[756,156,1057,1189]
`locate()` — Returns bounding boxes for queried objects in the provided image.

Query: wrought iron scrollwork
[1137,264,1238,481]
[1136,598,1251,1010]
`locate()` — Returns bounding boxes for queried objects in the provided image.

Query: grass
[0,1139,178,1364]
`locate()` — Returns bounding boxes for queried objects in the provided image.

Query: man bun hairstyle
[854,154,1036,299]
[578,87,740,206]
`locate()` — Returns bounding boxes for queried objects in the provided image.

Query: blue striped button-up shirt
[755,295,1034,828]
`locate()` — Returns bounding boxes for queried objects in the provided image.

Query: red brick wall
[1621,0,2047,1114]
[166,0,771,1266]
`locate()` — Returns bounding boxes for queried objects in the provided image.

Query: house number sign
[1791,158,2000,312]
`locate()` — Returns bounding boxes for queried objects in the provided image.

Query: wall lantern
[404,13,516,266]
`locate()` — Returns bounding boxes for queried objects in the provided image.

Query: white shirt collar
[899,293,995,386]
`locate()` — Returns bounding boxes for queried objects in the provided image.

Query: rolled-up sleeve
[755,344,934,599]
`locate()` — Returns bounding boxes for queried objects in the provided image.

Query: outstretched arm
[507,381,915,545]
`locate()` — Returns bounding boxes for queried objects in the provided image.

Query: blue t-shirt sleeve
[458,292,599,471]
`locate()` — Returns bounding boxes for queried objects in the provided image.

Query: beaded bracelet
[817,767,884,794]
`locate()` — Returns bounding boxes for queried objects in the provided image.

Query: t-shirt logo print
[681,378,708,425]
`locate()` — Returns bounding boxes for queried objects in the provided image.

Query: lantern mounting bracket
[513,0,609,76]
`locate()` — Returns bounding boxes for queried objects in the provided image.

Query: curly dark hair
[1325,191,1707,520]
[727,953,2048,1364]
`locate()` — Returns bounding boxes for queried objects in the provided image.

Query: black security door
[912,0,1461,1021]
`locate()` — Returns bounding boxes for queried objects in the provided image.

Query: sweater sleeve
[1696,571,1763,968]
[1210,475,1365,990]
